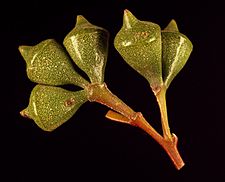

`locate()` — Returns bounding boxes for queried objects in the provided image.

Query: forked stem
[106,110,184,170]
[86,82,184,170]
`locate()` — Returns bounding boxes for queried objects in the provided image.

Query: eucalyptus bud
[114,10,163,93]
[162,20,193,88]
[19,39,89,88]
[20,85,88,131]
[63,15,109,84]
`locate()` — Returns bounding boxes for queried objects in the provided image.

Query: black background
[2,0,225,181]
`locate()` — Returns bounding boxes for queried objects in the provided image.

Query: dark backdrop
[2,0,225,181]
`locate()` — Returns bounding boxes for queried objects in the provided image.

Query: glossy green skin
[19,39,88,88]
[22,85,88,131]
[63,16,109,84]
[19,13,193,132]
[162,32,193,88]
[114,10,163,92]
[115,11,193,91]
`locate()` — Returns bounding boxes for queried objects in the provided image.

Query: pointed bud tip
[18,45,33,61]
[164,19,179,32]
[123,9,138,29]
[124,9,131,15]
[18,45,32,54]
[76,15,90,26]
[20,108,32,119]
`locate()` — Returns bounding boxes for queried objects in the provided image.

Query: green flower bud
[20,85,88,131]
[63,15,109,84]
[19,39,89,88]
[162,20,193,88]
[114,10,163,93]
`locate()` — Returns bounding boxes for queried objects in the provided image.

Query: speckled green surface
[21,85,88,131]
[114,10,163,92]
[63,15,109,84]
[19,11,193,132]
[19,39,89,88]
[162,20,193,88]
[115,10,193,92]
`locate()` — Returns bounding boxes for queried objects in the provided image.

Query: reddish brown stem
[86,83,136,119]
[106,110,184,169]
[86,83,184,170]
[133,113,184,170]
